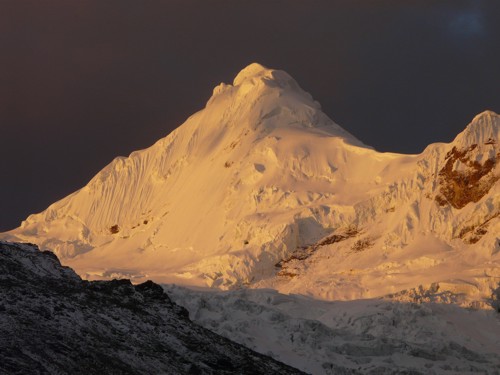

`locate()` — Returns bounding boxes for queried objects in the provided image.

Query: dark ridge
[0,241,306,375]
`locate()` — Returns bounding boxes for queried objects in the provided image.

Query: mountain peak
[232,62,300,92]
[204,63,361,143]
[453,110,500,149]
[233,63,269,85]
[472,109,499,121]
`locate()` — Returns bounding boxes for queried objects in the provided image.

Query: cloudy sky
[1,0,499,231]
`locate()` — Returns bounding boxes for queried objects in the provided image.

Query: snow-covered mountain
[0,241,305,374]
[3,63,499,305]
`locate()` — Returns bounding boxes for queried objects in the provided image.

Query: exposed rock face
[436,144,499,209]
[435,110,500,210]
[0,241,305,375]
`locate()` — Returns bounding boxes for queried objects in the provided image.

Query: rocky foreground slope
[0,241,304,375]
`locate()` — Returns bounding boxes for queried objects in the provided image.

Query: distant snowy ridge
[165,284,500,374]
[2,63,499,306]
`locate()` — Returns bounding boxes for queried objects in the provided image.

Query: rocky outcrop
[436,144,499,209]
[0,241,305,375]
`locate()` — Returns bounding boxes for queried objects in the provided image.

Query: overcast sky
[1,0,499,231]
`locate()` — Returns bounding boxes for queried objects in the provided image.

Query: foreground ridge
[0,241,305,375]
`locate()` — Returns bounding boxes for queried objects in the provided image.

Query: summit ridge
[233,62,272,85]
[455,109,500,149]
[232,62,300,91]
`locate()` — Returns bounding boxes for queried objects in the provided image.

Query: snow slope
[165,285,500,374]
[2,63,499,305]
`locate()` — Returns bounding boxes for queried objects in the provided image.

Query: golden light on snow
[4,65,499,304]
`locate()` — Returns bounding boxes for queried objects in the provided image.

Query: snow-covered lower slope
[2,63,499,306]
[165,285,500,375]
[0,241,305,375]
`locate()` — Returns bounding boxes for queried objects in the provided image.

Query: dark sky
[1,0,499,231]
